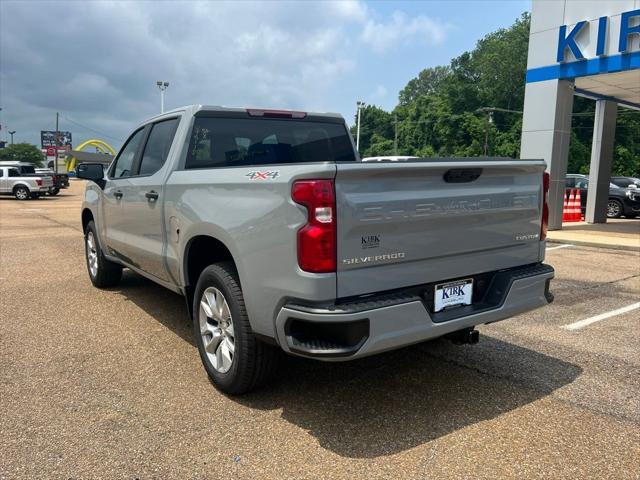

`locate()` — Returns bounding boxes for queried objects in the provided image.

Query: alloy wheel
[607,200,621,218]
[199,287,235,373]
[86,231,99,277]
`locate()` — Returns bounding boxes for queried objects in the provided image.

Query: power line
[59,114,123,143]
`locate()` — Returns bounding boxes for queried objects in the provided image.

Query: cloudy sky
[0,0,528,149]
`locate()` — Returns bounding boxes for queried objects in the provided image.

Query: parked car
[78,105,554,394]
[0,166,53,199]
[610,176,640,189]
[565,174,640,218]
[35,168,70,194]
[0,161,62,196]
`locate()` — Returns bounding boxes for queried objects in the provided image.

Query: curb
[547,238,640,252]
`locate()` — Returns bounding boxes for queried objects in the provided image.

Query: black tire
[48,187,60,196]
[606,198,624,219]
[193,262,280,395]
[84,220,122,288]
[13,186,30,200]
[30,193,41,199]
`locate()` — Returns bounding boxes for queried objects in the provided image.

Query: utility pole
[156,81,170,113]
[55,112,59,174]
[356,101,365,153]
[9,130,16,145]
[477,106,521,157]
[393,114,398,155]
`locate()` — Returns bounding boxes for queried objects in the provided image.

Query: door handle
[113,190,123,199]
[145,190,159,201]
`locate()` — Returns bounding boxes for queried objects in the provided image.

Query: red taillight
[292,179,336,273]
[541,171,550,241]
[36,179,43,186]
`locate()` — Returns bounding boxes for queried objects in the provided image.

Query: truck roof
[140,105,344,126]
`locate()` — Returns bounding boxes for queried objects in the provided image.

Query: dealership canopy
[521,1,639,229]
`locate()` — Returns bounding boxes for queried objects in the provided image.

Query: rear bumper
[275,263,554,361]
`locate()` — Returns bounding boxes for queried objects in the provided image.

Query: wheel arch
[183,234,239,290]
[81,208,94,232]
[12,182,30,192]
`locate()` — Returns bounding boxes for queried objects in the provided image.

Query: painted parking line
[563,302,640,331]
[546,244,573,251]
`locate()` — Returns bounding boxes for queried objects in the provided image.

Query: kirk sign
[557,9,640,62]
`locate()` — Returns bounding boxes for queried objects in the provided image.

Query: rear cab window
[185,115,356,169]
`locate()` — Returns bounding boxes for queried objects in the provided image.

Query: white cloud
[361,11,451,54]
[0,1,452,147]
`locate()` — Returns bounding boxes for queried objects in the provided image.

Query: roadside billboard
[41,130,72,148]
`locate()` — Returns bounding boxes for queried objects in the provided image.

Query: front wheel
[193,262,280,395]
[48,187,60,196]
[84,220,122,288]
[606,199,623,218]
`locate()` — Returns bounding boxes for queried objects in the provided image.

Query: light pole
[156,81,170,113]
[356,101,365,153]
[8,130,16,145]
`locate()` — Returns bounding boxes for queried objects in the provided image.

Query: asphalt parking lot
[1,181,639,479]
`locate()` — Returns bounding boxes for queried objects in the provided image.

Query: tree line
[352,13,639,177]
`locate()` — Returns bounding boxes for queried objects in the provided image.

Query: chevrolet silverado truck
[77,105,554,394]
[0,166,54,199]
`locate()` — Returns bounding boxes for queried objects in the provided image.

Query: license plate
[434,279,473,312]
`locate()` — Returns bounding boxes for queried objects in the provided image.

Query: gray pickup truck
[78,105,554,394]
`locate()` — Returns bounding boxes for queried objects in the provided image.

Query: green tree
[398,66,452,106]
[350,105,393,156]
[352,11,638,176]
[0,143,45,166]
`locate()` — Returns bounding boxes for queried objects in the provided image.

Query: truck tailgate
[335,160,545,298]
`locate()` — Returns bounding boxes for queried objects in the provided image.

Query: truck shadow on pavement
[115,271,582,459]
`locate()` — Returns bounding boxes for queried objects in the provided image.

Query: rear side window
[8,168,19,177]
[112,128,145,178]
[139,118,179,176]
[185,117,355,169]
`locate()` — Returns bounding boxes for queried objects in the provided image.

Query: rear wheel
[48,187,60,196]
[606,199,623,218]
[84,220,122,287]
[14,186,29,200]
[193,262,279,395]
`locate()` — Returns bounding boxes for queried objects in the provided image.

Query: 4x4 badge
[246,171,280,180]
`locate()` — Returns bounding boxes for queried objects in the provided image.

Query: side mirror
[76,163,105,189]
[628,184,638,189]
[77,163,104,182]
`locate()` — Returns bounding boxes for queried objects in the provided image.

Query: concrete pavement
[1,181,639,479]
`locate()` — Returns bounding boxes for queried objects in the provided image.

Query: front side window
[185,117,356,169]
[112,128,145,178]
[139,118,179,176]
